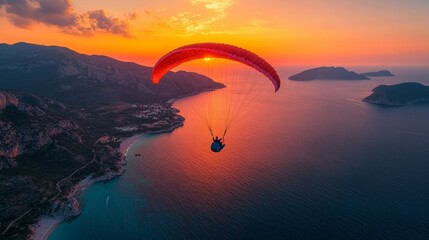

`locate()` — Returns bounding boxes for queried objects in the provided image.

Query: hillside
[0,42,224,106]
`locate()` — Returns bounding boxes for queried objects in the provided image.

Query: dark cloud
[0,0,134,37]
[86,10,130,36]
[63,10,132,37]
[0,0,76,27]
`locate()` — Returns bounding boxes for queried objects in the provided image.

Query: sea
[48,66,429,240]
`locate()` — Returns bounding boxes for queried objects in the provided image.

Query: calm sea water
[49,66,429,240]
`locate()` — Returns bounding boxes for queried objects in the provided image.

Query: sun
[204,57,213,61]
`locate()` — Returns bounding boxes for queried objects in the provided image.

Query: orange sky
[1,0,429,67]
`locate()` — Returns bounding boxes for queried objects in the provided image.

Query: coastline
[30,177,93,240]
[29,85,216,240]
[119,134,145,156]
[30,122,184,240]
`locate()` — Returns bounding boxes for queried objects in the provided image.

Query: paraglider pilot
[211,136,225,152]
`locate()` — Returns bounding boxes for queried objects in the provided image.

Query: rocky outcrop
[0,91,19,110]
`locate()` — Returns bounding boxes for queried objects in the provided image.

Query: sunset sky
[1,0,428,67]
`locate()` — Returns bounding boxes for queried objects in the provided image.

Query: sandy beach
[31,217,64,240]
[119,134,145,156]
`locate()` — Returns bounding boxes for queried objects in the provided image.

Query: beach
[31,217,64,240]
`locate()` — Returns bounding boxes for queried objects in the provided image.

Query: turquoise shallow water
[49,66,429,240]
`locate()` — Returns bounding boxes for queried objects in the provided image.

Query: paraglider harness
[210,130,226,152]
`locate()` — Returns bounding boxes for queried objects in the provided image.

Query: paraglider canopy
[151,43,281,92]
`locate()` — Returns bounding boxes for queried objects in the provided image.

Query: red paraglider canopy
[151,43,281,92]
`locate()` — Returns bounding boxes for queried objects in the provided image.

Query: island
[0,42,224,240]
[363,82,429,106]
[288,67,369,81]
[361,70,394,77]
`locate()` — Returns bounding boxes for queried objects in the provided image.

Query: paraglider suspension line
[222,128,227,139]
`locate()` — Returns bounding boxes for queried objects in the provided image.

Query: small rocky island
[363,82,429,106]
[289,67,369,81]
[361,70,394,77]
[0,42,224,240]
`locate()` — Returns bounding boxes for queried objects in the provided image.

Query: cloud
[0,0,76,28]
[67,10,132,37]
[155,0,274,36]
[168,11,224,35]
[191,0,234,13]
[0,0,134,37]
[166,0,235,35]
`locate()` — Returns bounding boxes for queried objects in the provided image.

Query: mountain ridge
[0,42,224,106]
